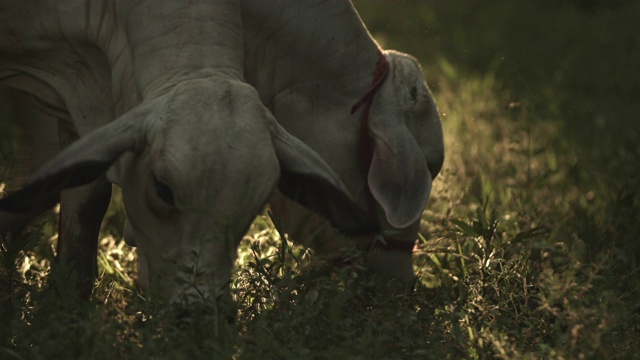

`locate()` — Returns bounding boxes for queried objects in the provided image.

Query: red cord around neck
[350,52,416,254]
[351,51,390,216]
[351,51,390,176]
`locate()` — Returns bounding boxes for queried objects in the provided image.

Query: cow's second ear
[0,105,149,215]
[268,116,376,235]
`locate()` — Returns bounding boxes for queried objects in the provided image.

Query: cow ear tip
[385,211,420,230]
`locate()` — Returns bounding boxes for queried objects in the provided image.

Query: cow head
[0,77,367,305]
[115,78,283,304]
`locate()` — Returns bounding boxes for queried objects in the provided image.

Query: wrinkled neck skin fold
[0,0,244,135]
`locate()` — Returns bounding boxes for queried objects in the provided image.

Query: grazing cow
[0,0,368,304]
[241,0,444,290]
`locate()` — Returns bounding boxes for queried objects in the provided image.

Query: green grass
[2,1,639,358]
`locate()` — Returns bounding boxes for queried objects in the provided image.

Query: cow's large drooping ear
[268,115,377,235]
[367,114,432,229]
[0,106,149,215]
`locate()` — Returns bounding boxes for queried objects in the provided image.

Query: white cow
[0,0,366,304]
[241,0,444,290]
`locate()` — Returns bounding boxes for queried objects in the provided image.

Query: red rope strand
[350,52,417,253]
[351,51,391,177]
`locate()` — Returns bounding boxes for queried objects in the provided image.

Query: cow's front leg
[56,122,112,298]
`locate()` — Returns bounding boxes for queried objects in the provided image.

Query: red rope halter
[351,50,391,177]
[350,52,414,254]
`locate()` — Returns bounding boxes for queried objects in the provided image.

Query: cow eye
[410,86,418,102]
[153,176,175,207]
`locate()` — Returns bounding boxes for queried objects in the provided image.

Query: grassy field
[2,1,639,358]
